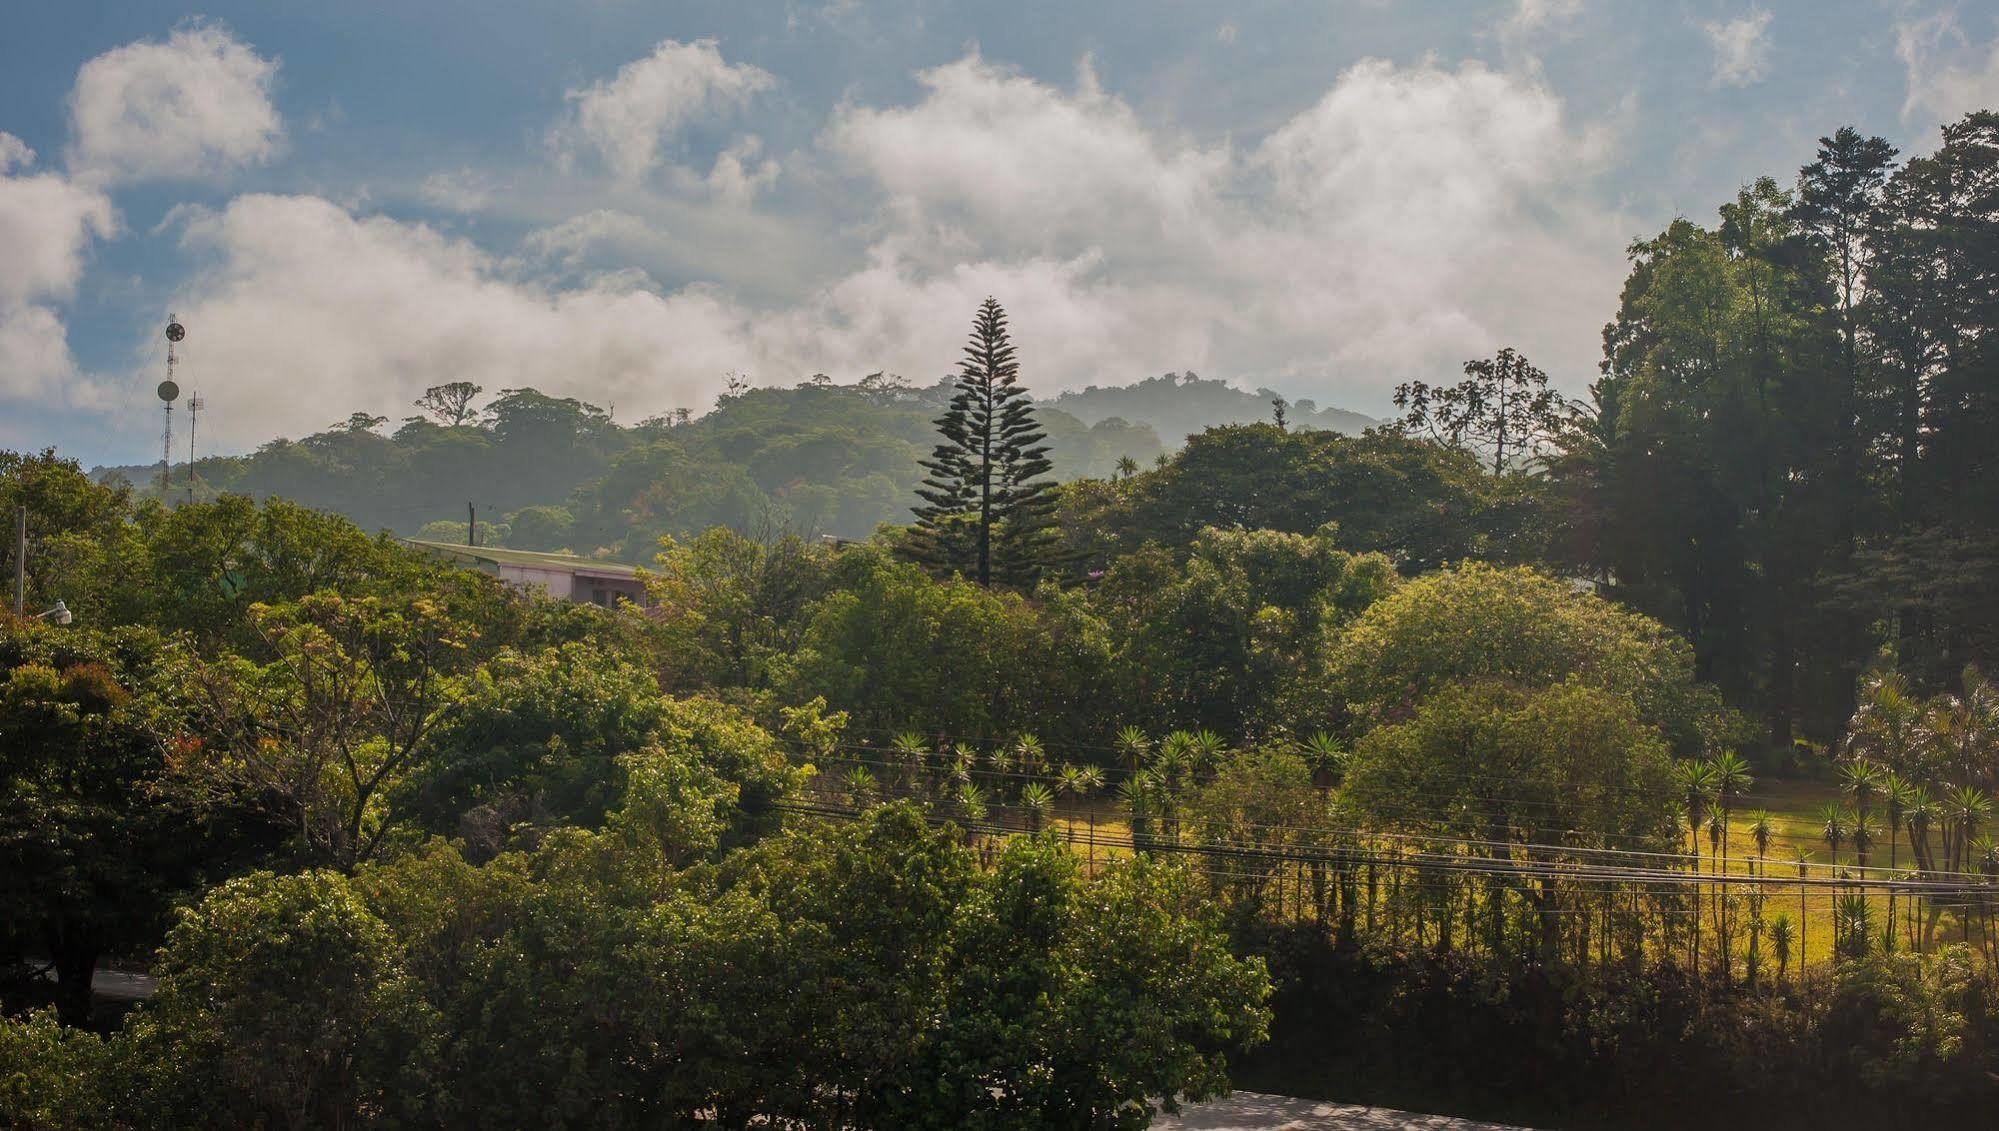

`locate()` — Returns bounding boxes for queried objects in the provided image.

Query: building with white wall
[405,540,649,607]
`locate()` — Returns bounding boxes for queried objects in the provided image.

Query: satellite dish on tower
[165,319,186,343]
[158,379,180,403]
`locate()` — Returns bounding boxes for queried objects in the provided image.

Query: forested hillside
[94,373,1361,556]
[1048,371,1376,442]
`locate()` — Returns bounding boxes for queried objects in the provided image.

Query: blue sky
[4,1,1997,466]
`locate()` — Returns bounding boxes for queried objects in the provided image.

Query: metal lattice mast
[159,315,185,499]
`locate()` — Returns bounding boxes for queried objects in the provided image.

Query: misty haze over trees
[93,370,1373,557]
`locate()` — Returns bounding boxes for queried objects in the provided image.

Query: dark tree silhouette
[414,381,484,426]
[907,298,1058,587]
[1394,348,1571,475]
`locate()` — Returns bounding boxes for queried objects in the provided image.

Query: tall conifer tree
[907,298,1058,587]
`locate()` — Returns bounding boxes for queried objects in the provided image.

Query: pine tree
[907,298,1058,587]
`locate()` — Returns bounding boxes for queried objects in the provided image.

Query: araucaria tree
[908,298,1059,587]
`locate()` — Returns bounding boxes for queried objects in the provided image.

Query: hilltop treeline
[100,372,1375,558]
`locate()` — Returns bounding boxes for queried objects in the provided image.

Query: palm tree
[1850,815,1878,878]
[953,782,989,825]
[890,731,930,799]
[1846,671,1928,779]
[1113,454,1139,481]
[1190,729,1227,779]
[1835,893,1874,960]
[1925,667,1999,788]
[1710,751,1754,863]
[1770,914,1795,983]
[1012,733,1048,778]
[1818,803,1849,865]
[1883,774,1915,875]
[1301,731,1346,791]
[1748,811,1776,875]
[986,745,1015,776]
[1943,785,1992,874]
[1115,725,1151,777]
[1674,760,1718,871]
[1839,759,1883,870]
[842,765,878,809]
[1883,772,1916,942]
[1119,773,1155,852]
[1072,764,1105,795]
[1017,781,1055,833]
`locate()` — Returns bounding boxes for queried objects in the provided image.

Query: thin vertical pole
[161,402,173,497]
[467,502,476,547]
[12,506,23,617]
[187,394,201,505]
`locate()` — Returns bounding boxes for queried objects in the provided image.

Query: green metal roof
[404,539,644,578]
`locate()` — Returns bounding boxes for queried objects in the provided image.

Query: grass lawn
[1051,778,1993,969]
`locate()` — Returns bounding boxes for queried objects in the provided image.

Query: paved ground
[89,968,157,1001]
[24,962,157,1001]
[1154,1091,1532,1130]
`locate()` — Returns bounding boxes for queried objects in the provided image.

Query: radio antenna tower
[186,390,204,504]
[159,315,185,498]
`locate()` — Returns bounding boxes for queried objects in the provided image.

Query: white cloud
[0,145,117,400]
[167,195,765,443]
[821,53,1622,390]
[67,23,283,183]
[1702,9,1774,88]
[30,29,1655,448]
[520,209,657,268]
[705,136,780,204]
[824,55,1229,258]
[419,168,498,214]
[1496,0,1585,50]
[143,52,1626,443]
[557,39,774,182]
[1896,10,1999,126]
[0,132,32,174]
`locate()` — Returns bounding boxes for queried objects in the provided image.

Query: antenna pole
[12,506,23,618]
[467,501,476,547]
[161,401,173,497]
[187,392,203,505]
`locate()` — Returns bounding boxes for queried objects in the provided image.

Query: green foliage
[777,545,1113,745]
[503,504,573,551]
[0,1009,119,1130]
[0,622,209,1023]
[1828,946,1994,1095]
[1326,561,1726,752]
[186,592,478,870]
[397,640,671,845]
[1345,679,1679,851]
[1096,526,1395,739]
[122,870,439,1128]
[1061,423,1541,575]
[643,527,835,693]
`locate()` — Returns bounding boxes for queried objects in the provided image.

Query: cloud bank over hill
[4,4,1995,458]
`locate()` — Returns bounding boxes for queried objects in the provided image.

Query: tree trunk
[50,938,98,1027]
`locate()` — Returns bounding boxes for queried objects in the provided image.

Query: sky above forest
[4,1,1998,464]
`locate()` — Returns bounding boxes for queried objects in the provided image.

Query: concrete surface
[1153,1091,1532,1130]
